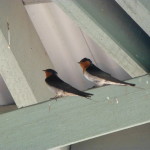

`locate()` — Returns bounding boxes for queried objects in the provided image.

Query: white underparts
[47,84,77,97]
[84,71,125,86]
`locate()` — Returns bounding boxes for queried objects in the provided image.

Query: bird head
[78,58,92,71]
[43,69,57,77]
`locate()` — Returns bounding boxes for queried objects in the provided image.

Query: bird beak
[43,70,46,72]
[77,62,80,64]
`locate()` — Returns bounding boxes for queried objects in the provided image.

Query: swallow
[78,58,135,87]
[43,69,93,100]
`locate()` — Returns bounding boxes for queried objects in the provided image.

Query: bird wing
[45,75,93,96]
[86,64,111,79]
[86,64,126,84]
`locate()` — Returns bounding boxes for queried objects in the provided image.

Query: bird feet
[48,95,63,112]
[49,95,63,101]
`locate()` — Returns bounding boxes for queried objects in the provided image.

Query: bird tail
[78,91,93,99]
[115,79,135,87]
[124,82,145,90]
[126,82,135,86]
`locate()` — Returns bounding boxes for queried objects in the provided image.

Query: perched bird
[43,69,93,100]
[78,58,135,87]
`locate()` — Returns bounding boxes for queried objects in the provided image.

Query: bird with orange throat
[78,58,135,87]
[43,69,93,100]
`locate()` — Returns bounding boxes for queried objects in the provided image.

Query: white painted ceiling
[25,2,130,89]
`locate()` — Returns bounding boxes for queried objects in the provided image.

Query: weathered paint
[0,74,150,150]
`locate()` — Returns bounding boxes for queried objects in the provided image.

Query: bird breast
[47,84,77,96]
[47,84,59,94]
[84,71,99,82]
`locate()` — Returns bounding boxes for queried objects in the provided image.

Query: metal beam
[55,0,150,77]
[0,74,150,150]
[116,0,150,36]
[72,123,150,150]
[0,30,37,107]
[0,0,54,108]
[22,0,52,5]
[0,105,17,114]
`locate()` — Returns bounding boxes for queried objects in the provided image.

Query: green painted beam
[72,123,150,150]
[140,0,150,11]
[116,0,150,36]
[55,0,150,77]
[0,74,150,150]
